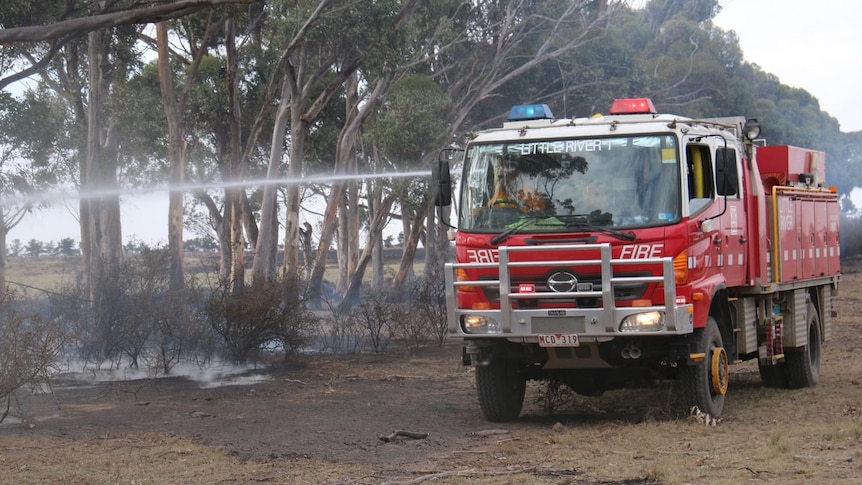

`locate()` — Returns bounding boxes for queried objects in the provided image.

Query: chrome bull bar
[444,243,694,340]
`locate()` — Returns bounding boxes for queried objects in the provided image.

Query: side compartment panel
[736,298,758,355]
[819,285,835,342]
[799,201,816,279]
[783,289,808,348]
[826,201,841,275]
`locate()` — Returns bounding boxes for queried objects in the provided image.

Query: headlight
[619,311,665,332]
[461,315,501,334]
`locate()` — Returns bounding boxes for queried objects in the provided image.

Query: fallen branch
[379,430,429,442]
[380,467,536,485]
[382,375,425,381]
[467,429,510,437]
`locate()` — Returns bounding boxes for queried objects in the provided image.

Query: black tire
[785,302,822,388]
[681,317,727,417]
[757,359,787,388]
[475,357,526,422]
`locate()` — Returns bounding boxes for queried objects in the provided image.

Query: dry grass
[4,256,81,294]
[0,434,377,485]
[1,265,860,484]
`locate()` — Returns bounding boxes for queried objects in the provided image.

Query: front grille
[481,270,650,308]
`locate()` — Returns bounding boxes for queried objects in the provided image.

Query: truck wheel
[757,360,786,388]
[681,317,726,417]
[785,302,822,388]
[475,357,526,422]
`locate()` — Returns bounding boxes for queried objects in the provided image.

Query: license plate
[538,333,579,347]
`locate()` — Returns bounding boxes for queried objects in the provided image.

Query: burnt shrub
[203,279,317,364]
[389,302,429,351]
[0,290,63,423]
[348,290,394,354]
[315,301,364,354]
[49,247,214,374]
[405,269,448,346]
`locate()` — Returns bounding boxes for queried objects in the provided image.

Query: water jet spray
[0,170,433,206]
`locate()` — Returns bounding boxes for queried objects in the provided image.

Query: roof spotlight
[744,118,761,140]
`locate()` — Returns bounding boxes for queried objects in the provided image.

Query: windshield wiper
[551,212,636,241]
[564,220,637,241]
[490,212,636,245]
[490,214,560,245]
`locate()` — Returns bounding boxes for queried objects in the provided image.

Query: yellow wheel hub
[711,347,729,395]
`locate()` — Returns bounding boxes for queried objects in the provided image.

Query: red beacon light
[609,98,657,115]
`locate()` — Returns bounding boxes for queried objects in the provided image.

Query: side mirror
[716,149,739,197]
[433,152,454,207]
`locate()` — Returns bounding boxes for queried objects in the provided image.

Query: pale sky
[8,2,862,245]
[713,0,862,132]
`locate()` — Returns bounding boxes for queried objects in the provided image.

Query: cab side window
[686,144,714,213]
[715,147,740,198]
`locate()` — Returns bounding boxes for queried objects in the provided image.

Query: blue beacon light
[507,104,555,121]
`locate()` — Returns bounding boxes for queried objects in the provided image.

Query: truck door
[716,147,747,287]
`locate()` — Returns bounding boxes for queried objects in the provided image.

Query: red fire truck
[435,98,841,421]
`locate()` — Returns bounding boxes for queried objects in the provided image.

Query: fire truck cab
[436,98,840,421]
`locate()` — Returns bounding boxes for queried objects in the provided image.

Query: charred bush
[50,247,214,374]
[348,290,394,354]
[49,277,101,364]
[203,279,316,364]
[406,270,448,346]
[315,300,364,354]
[389,302,429,351]
[0,290,63,424]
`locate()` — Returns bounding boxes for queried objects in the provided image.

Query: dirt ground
[1,270,861,484]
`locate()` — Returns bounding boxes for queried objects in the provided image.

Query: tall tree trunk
[253,79,291,283]
[241,190,258,249]
[389,205,426,301]
[282,105,306,298]
[342,77,361,291]
[156,14,219,290]
[86,23,124,359]
[336,150,360,295]
[335,194,349,295]
[225,17,245,295]
[370,163,385,289]
[347,164,360,280]
[157,21,186,291]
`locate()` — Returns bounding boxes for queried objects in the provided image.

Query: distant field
[4,249,426,297]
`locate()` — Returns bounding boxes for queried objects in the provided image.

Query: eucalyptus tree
[353,0,628,299]
[365,75,453,302]
[1,0,260,360]
[299,0,465,308]
[156,9,227,291]
[264,0,364,295]
[432,1,623,135]
[250,0,338,287]
[0,0,259,90]
[0,91,65,298]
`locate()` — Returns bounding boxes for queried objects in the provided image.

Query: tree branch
[0,0,259,43]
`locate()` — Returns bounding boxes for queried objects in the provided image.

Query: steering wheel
[491,199,519,209]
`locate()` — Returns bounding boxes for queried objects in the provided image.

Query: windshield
[459,135,681,232]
